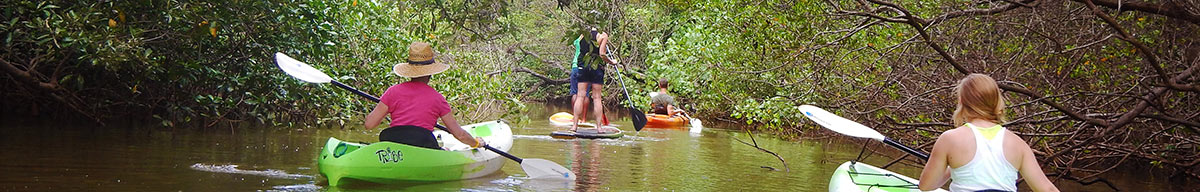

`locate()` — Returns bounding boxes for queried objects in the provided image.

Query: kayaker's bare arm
[597,33,617,65]
[364,102,389,130]
[440,113,483,147]
[919,131,954,190]
[667,105,679,117]
[1017,138,1059,192]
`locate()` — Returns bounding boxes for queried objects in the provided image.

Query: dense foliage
[516,0,1200,184]
[3,0,1198,184]
[0,0,523,127]
[627,0,1200,184]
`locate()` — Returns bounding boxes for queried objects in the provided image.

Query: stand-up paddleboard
[550,123,623,139]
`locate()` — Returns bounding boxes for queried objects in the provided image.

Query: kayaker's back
[946,124,1019,191]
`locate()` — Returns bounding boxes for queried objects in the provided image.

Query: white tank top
[949,123,1019,192]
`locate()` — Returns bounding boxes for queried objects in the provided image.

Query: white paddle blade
[275,52,333,83]
[689,119,703,133]
[521,158,576,180]
[798,105,886,141]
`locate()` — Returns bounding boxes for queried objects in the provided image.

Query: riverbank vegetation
[3,0,1198,184]
[0,0,526,128]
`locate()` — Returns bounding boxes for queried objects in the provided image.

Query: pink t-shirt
[380,81,451,131]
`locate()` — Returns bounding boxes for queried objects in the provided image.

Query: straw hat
[393,42,449,78]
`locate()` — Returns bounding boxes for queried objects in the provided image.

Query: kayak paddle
[678,111,703,133]
[797,105,930,160]
[275,52,577,180]
[604,47,648,131]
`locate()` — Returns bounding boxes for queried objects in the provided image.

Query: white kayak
[829,161,947,192]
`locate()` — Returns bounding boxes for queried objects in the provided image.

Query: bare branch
[734,129,790,172]
[486,66,568,85]
[1070,0,1200,26]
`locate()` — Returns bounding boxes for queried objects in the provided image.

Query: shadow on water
[0,103,1192,191]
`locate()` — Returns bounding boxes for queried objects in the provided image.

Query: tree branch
[734,129,790,172]
[1070,0,1200,26]
[486,66,568,85]
[507,45,568,71]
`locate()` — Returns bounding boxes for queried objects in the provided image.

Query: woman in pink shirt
[363,42,483,150]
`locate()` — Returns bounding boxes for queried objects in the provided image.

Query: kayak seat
[379,125,441,150]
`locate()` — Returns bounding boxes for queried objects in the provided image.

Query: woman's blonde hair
[953,73,1006,126]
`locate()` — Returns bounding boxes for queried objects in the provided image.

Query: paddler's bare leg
[590,83,605,133]
[571,82,589,132]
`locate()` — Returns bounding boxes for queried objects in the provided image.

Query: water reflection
[0,103,1189,191]
[567,139,608,191]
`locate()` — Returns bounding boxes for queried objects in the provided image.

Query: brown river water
[0,104,1188,191]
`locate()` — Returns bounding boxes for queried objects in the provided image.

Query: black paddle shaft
[605,47,648,131]
[483,145,523,163]
[331,80,381,102]
[883,138,930,160]
[326,80,526,164]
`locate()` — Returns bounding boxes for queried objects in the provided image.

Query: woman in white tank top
[918,74,1059,192]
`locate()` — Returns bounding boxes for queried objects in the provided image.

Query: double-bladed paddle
[677,111,704,133]
[797,105,930,160]
[275,52,576,180]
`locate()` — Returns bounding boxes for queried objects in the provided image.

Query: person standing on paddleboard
[569,27,618,133]
[918,74,1058,192]
[363,42,484,150]
[649,78,681,117]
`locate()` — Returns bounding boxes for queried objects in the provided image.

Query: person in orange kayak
[918,74,1058,192]
[363,42,484,150]
[569,27,617,133]
[649,78,680,117]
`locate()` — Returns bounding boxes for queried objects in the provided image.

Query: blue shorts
[569,67,604,95]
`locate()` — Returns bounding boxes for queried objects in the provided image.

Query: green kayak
[317,120,514,186]
[829,161,947,192]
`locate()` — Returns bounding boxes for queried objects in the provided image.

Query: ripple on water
[484,176,574,191]
[462,187,516,192]
[623,135,667,142]
[189,163,314,180]
[267,184,321,192]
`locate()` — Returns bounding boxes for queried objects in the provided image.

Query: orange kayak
[644,114,689,129]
